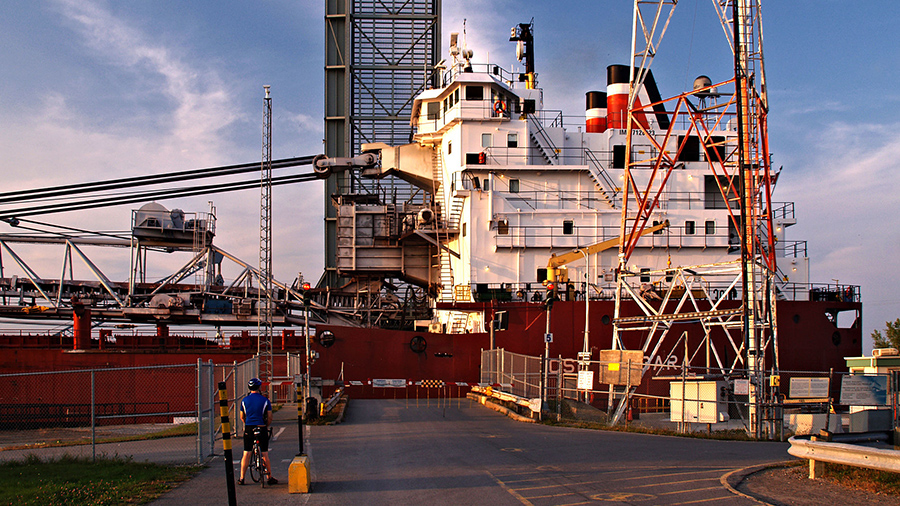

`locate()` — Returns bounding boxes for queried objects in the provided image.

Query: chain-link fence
[0,361,217,464]
[480,349,898,439]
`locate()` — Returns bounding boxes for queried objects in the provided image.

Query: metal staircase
[527,115,560,165]
[584,149,617,208]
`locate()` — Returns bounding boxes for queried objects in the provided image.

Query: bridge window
[426,102,440,120]
[509,179,520,193]
[465,85,484,101]
[507,133,518,148]
[563,220,574,235]
[684,221,695,235]
[705,220,716,235]
[497,220,509,235]
[482,133,492,147]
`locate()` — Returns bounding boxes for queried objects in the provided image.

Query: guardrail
[471,385,537,412]
[323,387,344,413]
[787,434,900,479]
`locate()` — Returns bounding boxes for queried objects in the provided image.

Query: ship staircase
[431,149,468,333]
[527,115,560,165]
[584,150,617,208]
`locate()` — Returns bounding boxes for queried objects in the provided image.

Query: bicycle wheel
[249,444,262,483]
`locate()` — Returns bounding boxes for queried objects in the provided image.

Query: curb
[467,393,536,423]
[325,396,348,425]
[720,460,797,506]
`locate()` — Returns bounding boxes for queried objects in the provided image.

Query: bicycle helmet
[247,377,262,391]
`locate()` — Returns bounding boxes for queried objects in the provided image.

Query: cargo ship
[0,6,861,419]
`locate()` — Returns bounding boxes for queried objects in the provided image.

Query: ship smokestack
[606,65,631,129]
[606,65,664,130]
[585,91,607,133]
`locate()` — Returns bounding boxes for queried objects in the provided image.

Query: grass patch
[0,454,201,505]
[4,423,201,452]
[824,463,900,496]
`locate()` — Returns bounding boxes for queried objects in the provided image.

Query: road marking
[591,492,655,501]
[485,470,535,506]
[500,447,524,452]
[616,468,729,481]
[633,479,720,489]
[272,427,286,441]
[654,486,722,496]
[667,495,736,505]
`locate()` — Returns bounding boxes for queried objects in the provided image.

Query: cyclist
[238,377,278,485]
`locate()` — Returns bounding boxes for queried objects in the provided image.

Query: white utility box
[669,380,730,424]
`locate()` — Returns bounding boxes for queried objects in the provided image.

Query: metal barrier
[788,435,900,478]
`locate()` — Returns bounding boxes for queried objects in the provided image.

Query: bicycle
[247,426,274,487]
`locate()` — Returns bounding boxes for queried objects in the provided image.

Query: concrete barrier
[288,454,311,493]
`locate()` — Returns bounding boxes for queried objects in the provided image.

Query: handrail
[584,149,620,200]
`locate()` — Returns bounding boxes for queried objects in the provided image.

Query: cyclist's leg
[239,429,255,482]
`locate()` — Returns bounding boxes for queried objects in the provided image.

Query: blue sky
[1,0,898,351]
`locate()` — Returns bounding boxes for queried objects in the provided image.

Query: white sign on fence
[789,377,830,399]
[372,378,406,388]
[577,370,594,390]
[733,379,750,396]
[840,375,888,406]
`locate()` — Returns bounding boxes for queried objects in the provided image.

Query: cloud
[779,121,900,351]
[49,0,241,161]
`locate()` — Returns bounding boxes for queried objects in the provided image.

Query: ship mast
[612,0,778,437]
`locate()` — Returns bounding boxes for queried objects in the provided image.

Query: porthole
[318,330,335,348]
[410,336,427,353]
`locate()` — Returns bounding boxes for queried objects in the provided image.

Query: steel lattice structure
[611,0,777,437]
[323,0,441,286]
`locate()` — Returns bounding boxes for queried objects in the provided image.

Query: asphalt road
[155,398,789,505]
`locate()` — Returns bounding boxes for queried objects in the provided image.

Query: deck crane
[546,220,668,283]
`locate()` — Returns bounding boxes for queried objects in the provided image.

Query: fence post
[557,355,562,421]
[91,369,96,462]
[196,358,201,464]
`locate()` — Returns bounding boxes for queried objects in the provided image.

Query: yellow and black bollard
[218,381,237,506]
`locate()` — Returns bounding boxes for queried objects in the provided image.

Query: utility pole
[259,86,274,391]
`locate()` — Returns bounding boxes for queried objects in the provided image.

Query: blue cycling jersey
[240,392,272,426]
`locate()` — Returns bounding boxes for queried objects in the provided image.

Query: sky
[0,0,898,351]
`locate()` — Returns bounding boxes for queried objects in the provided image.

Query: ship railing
[492,222,732,250]
[771,201,796,221]
[439,62,521,89]
[776,240,807,259]
[777,282,861,304]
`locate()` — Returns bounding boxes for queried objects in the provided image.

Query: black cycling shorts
[243,425,269,452]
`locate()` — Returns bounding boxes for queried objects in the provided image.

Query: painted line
[667,495,737,505]
[616,468,730,481]
[485,470,535,506]
[654,486,722,496]
[272,427,286,441]
[513,480,604,491]
[632,479,721,489]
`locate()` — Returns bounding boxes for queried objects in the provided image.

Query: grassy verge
[0,454,201,505]
[824,463,900,496]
